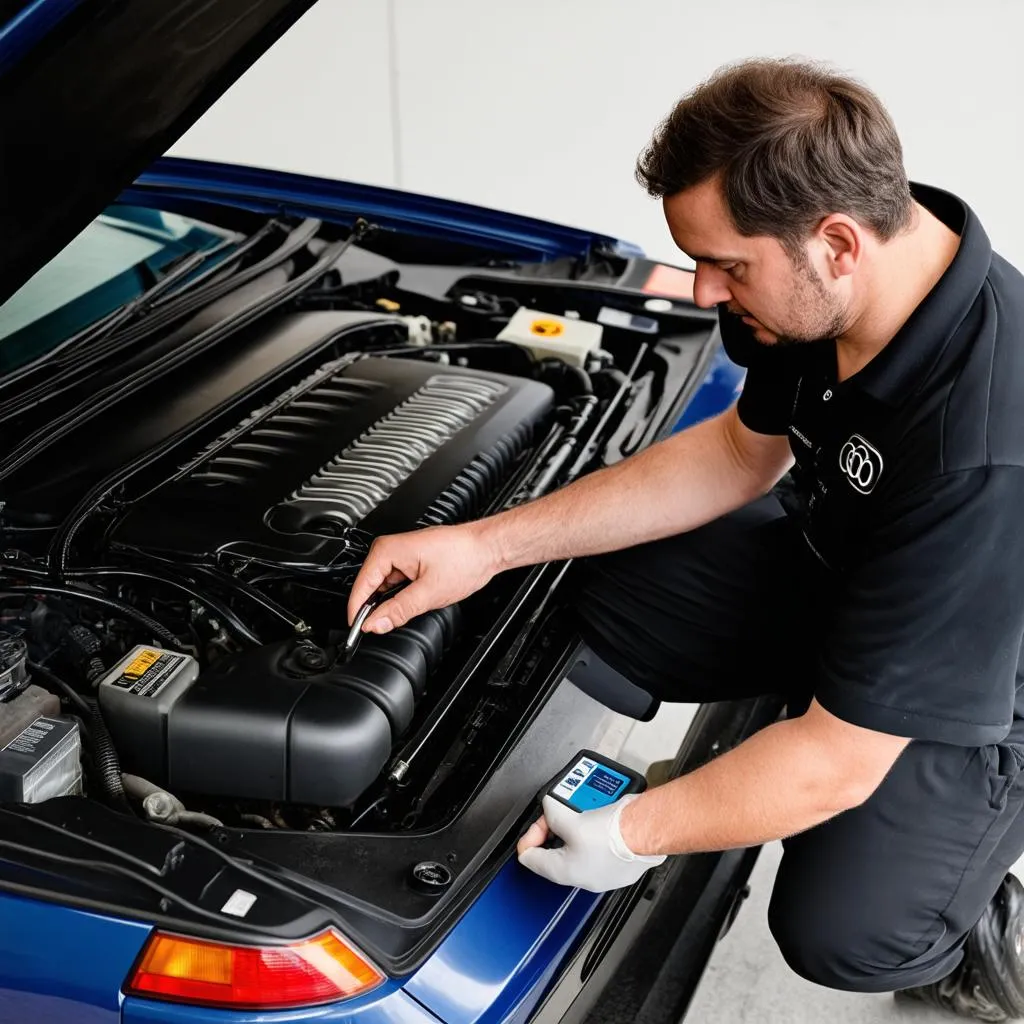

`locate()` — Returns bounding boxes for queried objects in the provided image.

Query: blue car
[0,3,761,1022]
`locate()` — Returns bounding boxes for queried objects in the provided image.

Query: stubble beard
[769,252,849,348]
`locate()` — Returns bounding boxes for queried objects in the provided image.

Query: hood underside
[0,0,317,305]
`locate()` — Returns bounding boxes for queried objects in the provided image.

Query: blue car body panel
[403,861,601,1024]
[109,861,601,1024]
[126,158,645,264]
[0,890,150,1022]
[672,344,746,433]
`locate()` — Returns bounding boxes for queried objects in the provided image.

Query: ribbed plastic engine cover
[111,357,553,566]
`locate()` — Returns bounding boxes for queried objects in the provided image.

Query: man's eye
[722,264,743,280]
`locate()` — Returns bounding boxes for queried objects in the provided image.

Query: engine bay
[0,209,718,854]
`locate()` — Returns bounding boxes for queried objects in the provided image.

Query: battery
[0,684,59,750]
[0,673,78,803]
[0,715,81,803]
[96,645,199,782]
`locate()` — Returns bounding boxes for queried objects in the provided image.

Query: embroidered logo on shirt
[839,435,883,494]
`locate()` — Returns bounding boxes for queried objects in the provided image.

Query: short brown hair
[636,58,914,252]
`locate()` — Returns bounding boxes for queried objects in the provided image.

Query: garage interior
[164,2,1024,1020]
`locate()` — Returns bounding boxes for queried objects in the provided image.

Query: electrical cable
[0,584,183,650]
[75,569,260,646]
[8,563,260,646]
[0,837,258,928]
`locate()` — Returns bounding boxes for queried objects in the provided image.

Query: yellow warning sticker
[124,649,161,679]
[530,319,564,338]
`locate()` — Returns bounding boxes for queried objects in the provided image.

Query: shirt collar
[850,182,992,406]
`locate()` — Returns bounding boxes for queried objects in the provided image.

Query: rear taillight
[125,929,384,1009]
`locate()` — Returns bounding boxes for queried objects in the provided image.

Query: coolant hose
[537,358,594,396]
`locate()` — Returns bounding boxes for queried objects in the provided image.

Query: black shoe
[897,874,1024,1021]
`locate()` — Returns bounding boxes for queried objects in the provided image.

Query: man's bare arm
[349,403,792,631]
[617,701,910,855]
[479,403,793,571]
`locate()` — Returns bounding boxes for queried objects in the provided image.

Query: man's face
[663,178,849,345]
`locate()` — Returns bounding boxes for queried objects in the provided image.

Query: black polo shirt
[720,183,1024,746]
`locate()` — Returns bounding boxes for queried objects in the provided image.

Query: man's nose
[692,264,732,309]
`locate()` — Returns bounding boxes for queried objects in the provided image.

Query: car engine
[91,355,552,807]
[113,356,552,565]
[0,215,712,837]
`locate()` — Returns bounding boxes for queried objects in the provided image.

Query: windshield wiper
[0,219,313,424]
[59,218,287,368]
[0,226,361,483]
[0,231,244,395]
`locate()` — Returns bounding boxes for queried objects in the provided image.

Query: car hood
[0,0,318,306]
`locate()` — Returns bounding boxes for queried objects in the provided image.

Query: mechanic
[348,58,1024,1020]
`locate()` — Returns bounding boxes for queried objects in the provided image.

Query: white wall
[170,0,1024,269]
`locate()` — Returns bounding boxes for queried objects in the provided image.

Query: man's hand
[516,795,667,893]
[347,523,502,634]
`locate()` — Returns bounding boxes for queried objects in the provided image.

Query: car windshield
[0,205,237,375]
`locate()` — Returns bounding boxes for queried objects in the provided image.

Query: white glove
[517,794,667,893]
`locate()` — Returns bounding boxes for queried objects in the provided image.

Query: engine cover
[112,357,553,566]
[98,609,458,806]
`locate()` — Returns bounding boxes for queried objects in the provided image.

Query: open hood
[0,0,319,305]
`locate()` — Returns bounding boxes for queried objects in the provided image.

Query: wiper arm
[0,228,349,483]
[59,219,285,369]
[0,232,241,395]
[0,219,311,424]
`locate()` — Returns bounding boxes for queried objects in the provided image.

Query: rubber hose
[69,568,261,646]
[537,358,594,396]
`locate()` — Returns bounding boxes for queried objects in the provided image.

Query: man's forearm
[618,714,899,856]
[474,407,790,570]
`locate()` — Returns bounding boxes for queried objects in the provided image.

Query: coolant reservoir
[497,308,603,367]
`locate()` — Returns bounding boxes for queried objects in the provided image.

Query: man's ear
[816,215,862,279]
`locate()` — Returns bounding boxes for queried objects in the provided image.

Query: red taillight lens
[125,929,384,1009]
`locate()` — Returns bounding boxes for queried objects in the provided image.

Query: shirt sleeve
[815,466,1024,745]
[717,307,797,435]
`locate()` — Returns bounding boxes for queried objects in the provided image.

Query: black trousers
[571,496,1024,993]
